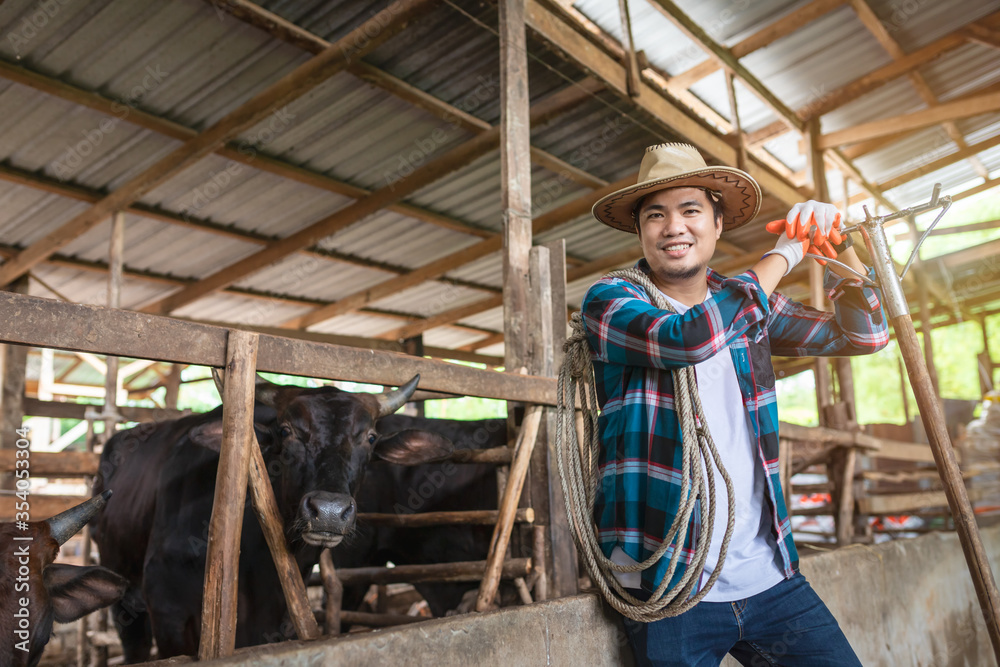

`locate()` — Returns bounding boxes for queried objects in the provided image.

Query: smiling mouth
[659,242,693,256]
[302,532,345,548]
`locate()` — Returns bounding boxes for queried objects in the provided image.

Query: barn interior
[0,0,999,664]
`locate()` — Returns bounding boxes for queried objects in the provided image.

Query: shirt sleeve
[581,271,770,370]
[766,267,890,357]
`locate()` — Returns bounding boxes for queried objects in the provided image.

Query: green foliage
[424,396,507,420]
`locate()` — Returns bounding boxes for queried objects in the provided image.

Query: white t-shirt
[611,288,784,602]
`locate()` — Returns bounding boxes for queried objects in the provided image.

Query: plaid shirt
[581,259,889,593]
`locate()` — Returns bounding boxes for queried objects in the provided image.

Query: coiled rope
[555,267,736,622]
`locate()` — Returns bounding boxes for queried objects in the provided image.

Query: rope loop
[555,268,736,622]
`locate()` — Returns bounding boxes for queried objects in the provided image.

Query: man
[581,143,888,666]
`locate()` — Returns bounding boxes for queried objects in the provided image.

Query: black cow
[91,374,453,662]
[342,414,507,616]
[1,492,126,667]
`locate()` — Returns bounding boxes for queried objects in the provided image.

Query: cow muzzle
[298,491,356,547]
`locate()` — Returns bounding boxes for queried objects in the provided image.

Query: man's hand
[765,201,844,264]
[763,231,810,276]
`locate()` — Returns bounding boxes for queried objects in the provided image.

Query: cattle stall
[0,0,999,664]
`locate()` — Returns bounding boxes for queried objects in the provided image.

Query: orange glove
[765,215,844,265]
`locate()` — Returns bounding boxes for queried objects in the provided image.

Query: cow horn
[47,490,112,546]
[213,370,280,407]
[212,368,225,397]
[376,374,420,417]
[255,374,281,407]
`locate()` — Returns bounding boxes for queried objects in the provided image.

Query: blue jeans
[620,573,862,666]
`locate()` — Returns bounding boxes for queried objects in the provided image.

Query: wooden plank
[0,276,28,478]
[477,405,543,610]
[0,450,99,476]
[143,128,503,316]
[617,0,641,96]
[0,65,495,241]
[819,91,1000,148]
[200,330,258,659]
[247,429,321,641]
[359,508,534,527]
[542,240,578,598]
[0,292,557,404]
[878,134,1000,191]
[965,23,1000,49]
[20,397,187,422]
[333,558,532,586]
[319,549,342,636]
[858,490,952,514]
[282,162,629,332]
[378,295,504,342]
[0,0,436,287]
[151,81,595,319]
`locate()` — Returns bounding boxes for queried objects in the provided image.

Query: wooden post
[806,118,833,427]
[542,240,578,598]
[499,0,532,568]
[500,0,532,376]
[402,336,425,417]
[199,330,258,660]
[895,313,1000,658]
[916,271,941,399]
[0,275,28,491]
[163,363,183,410]
[617,0,641,97]
[477,405,543,611]
[247,435,321,640]
[981,316,995,395]
[724,70,747,171]
[319,549,342,636]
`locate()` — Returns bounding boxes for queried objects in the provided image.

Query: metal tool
[811,183,1000,661]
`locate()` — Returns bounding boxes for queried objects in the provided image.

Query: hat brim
[591,167,762,233]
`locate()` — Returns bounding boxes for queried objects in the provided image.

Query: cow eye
[367,433,377,445]
[280,425,293,439]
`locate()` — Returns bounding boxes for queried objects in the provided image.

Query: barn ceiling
[0,0,997,372]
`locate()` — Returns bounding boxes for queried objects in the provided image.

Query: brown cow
[1,491,126,667]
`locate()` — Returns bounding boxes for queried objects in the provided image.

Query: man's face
[636,187,722,284]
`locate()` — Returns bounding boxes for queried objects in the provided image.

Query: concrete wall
[156,525,1000,666]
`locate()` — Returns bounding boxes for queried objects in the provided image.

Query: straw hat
[592,143,761,233]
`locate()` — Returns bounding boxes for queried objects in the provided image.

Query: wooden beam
[21,397,189,422]
[648,0,805,133]
[878,134,1000,191]
[841,79,1000,159]
[499,0,533,374]
[525,0,805,207]
[0,291,558,404]
[143,80,597,317]
[0,0,436,287]
[199,330,258,659]
[185,319,503,367]
[206,0,608,190]
[927,219,1000,236]
[379,295,504,342]
[281,169,635,331]
[849,0,989,178]
[952,178,1000,203]
[819,91,1000,148]
[965,23,1000,50]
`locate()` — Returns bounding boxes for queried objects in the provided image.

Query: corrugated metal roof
[0,0,996,370]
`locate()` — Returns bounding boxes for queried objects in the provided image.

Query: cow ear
[43,564,127,623]
[374,430,454,464]
[189,420,224,452]
[189,421,270,452]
